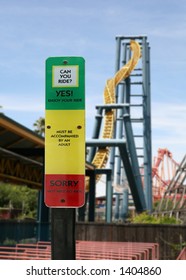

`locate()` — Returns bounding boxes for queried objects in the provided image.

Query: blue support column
[88,107,103,162]
[114,194,120,220]
[88,169,96,222]
[142,37,152,211]
[106,170,113,222]
[123,76,145,204]
[118,142,146,212]
[120,188,129,220]
[123,113,145,200]
[109,36,122,181]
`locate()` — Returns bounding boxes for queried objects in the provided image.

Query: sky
[0,0,186,164]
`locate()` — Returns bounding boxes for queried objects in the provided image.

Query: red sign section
[45,174,85,208]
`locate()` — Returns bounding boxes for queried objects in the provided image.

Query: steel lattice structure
[87,35,152,220]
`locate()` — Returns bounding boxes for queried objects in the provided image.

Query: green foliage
[19,238,37,244]
[0,182,38,219]
[131,212,181,224]
[33,117,45,136]
[3,238,16,246]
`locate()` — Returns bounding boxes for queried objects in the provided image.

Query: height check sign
[45,57,85,208]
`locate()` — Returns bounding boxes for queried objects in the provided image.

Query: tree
[0,183,38,219]
[33,117,45,136]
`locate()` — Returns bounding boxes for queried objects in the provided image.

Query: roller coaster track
[86,40,141,191]
[153,154,186,220]
[152,148,179,199]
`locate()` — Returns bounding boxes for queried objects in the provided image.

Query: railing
[0,241,159,260]
[0,242,50,260]
[76,241,159,260]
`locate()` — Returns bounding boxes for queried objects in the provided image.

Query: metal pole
[142,37,152,211]
[114,194,120,220]
[111,36,122,219]
[109,36,122,178]
[106,170,113,222]
[88,170,96,222]
[120,188,129,220]
[88,107,103,162]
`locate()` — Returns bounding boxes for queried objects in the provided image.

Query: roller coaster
[85,35,186,222]
[86,35,152,220]
[86,40,141,189]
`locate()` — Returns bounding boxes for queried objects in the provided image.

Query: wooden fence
[76,223,186,260]
[0,220,186,259]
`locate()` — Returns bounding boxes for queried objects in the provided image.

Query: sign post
[45,57,85,259]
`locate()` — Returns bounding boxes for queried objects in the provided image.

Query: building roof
[0,113,44,150]
[0,113,44,188]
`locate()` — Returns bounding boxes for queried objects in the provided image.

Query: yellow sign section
[45,110,85,175]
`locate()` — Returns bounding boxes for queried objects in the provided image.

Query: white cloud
[0,93,44,112]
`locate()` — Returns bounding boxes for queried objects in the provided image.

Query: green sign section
[46,57,85,110]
